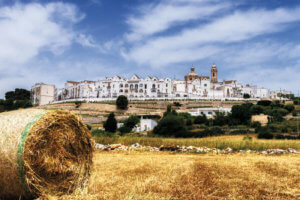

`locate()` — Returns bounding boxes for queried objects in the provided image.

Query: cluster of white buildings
[31,64,292,105]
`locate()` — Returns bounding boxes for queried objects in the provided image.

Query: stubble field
[52,151,300,200]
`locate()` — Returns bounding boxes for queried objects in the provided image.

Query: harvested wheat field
[51,151,300,200]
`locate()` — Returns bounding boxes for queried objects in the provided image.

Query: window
[130,84,134,89]
[139,84,143,87]
[125,84,128,88]
[166,83,168,87]
[204,84,207,87]
[120,84,123,88]
[152,84,155,88]
[119,89,123,93]
[135,84,138,89]
[208,112,212,114]
[145,84,147,89]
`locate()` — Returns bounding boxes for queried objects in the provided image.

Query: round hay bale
[0,109,93,199]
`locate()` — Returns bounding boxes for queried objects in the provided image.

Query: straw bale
[0,109,93,199]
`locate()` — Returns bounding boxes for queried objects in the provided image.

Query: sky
[0,0,299,98]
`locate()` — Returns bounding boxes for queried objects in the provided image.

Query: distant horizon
[0,0,299,98]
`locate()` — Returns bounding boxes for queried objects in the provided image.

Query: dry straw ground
[51,151,300,200]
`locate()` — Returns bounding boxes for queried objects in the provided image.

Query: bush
[250,105,264,115]
[284,104,295,112]
[213,111,228,126]
[104,112,117,133]
[270,108,289,122]
[173,102,182,107]
[250,121,261,129]
[194,114,207,124]
[292,110,297,116]
[257,127,273,139]
[257,100,272,107]
[243,93,250,99]
[118,126,132,135]
[116,95,128,110]
[153,115,187,137]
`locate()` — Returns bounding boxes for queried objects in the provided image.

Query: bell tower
[211,64,218,83]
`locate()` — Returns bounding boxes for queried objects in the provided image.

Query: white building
[134,118,158,132]
[189,107,232,118]
[31,83,55,106]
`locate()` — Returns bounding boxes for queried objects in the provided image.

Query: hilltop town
[31,64,291,106]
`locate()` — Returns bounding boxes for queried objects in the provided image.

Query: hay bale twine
[0,109,93,199]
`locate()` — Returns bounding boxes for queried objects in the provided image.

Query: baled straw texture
[0,109,93,199]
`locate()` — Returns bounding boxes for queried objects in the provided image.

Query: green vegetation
[119,115,140,134]
[116,95,128,110]
[0,88,32,112]
[104,112,117,133]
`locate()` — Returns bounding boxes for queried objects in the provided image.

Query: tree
[194,114,208,125]
[5,88,30,101]
[153,115,187,137]
[270,108,289,122]
[257,127,273,139]
[250,105,264,115]
[14,88,30,100]
[257,100,272,107]
[284,104,295,113]
[243,93,250,99]
[230,103,253,125]
[5,91,15,100]
[163,104,177,117]
[104,112,117,133]
[213,112,228,126]
[116,95,128,110]
[124,115,140,129]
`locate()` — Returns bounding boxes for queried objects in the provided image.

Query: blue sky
[0,0,300,98]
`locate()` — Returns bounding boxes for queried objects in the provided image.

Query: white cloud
[125,0,230,41]
[231,66,300,93]
[0,2,86,97]
[124,7,300,67]
[0,2,84,67]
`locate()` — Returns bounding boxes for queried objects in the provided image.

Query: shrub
[250,121,261,129]
[118,126,132,135]
[153,115,187,137]
[173,102,182,107]
[270,108,289,122]
[284,104,295,112]
[186,118,193,126]
[213,111,228,126]
[250,105,264,115]
[116,95,128,110]
[257,100,272,106]
[257,127,273,139]
[243,93,250,99]
[292,110,297,116]
[194,114,207,125]
[104,112,117,133]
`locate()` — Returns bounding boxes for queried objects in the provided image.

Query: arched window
[152,84,155,88]
[135,84,138,89]
[130,84,134,89]
[119,89,123,93]
[125,84,128,88]
[120,84,123,88]
[139,89,143,93]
